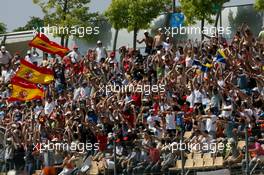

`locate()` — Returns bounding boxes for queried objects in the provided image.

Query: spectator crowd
[0,24,264,175]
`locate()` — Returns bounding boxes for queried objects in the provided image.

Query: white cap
[27,50,31,54]
[252,87,259,92]
[1,46,5,52]
[6,137,12,141]
[144,30,148,34]
[97,40,102,44]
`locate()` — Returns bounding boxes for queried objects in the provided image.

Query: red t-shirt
[149,148,160,163]
[63,56,71,69]
[132,94,141,107]
[96,134,107,152]
[153,102,159,115]
[124,114,135,128]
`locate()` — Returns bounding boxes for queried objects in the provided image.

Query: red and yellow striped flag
[15,59,54,84]
[29,33,69,57]
[8,77,44,102]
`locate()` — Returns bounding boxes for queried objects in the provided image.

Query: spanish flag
[8,77,44,102]
[15,59,54,84]
[29,33,69,57]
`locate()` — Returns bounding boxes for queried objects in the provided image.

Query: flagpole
[113,124,117,175]
[172,0,176,13]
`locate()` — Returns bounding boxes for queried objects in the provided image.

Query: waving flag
[170,13,184,27]
[8,77,44,102]
[29,33,69,57]
[200,64,210,72]
[192,59,212,72]
[216,49,227,64]
[15,59,54,84]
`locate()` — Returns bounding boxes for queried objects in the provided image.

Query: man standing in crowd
[95,40,108,63]
[0,46,12,75]
[137,30,154,55]
[153,28,164,50]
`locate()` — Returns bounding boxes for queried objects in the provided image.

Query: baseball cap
[1,46,5,51]
[110,51,115,57]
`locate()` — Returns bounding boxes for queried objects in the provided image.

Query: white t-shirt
[67,51,81,63]
[165,113,176,130]
[217,80,225,89]
[1,69,14,83]
[73,87,87,100]
[44,101,55,115]
[95,47,107,62]
[147,115,160,130]
[185,56,193,68]
[160,103,170,112]
[162,42,170,51]
[220,104,232,118]
[186,93,194,108]
[25,55,33,63]
[193,90,204,104]
[206,115,217,132]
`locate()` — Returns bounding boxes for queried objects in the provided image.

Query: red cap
[15,51,21,55]
[110,51,115,57]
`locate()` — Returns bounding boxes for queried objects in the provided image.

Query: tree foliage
[105,0,169,31]
[105,0,129,30]
[228,6,262,37]
[33,0,98,46]
[105,0,169,49]
[83,15,112,46]
[13,17,44,32]
[180,0,229,25]
[127,0,169,31]
[0,22,6,34]
[255,0,264,11]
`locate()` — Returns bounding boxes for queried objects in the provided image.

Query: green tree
[180,0,229,40]
[83,15,112,47]
[105,0,129,51]
[228,6,262,37]
[105,0,169,50]
[0,22,6,34]
[255,0,264,11]
[33,0,98,47]
[13,17,44,32]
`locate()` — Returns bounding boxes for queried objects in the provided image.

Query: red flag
[29,33,70,57]
[8,77,44,102]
